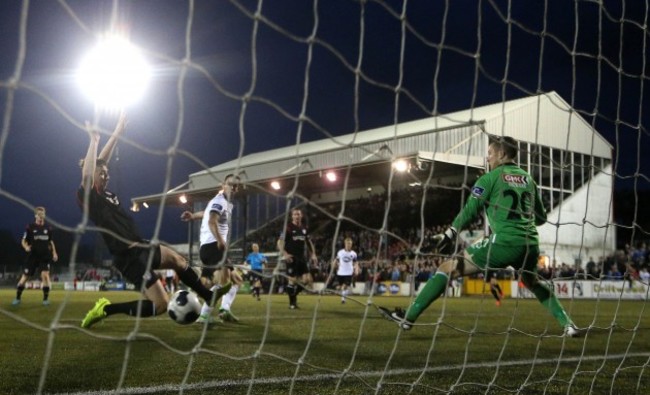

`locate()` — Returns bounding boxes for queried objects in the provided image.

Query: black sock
[177,266,213,302]
[287,284,297,305]
[491,289,500,300]
[104,300,156,317]
[42,286,50,301]
[16,285,25,300]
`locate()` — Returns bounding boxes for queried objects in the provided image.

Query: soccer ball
[167,290,201,325]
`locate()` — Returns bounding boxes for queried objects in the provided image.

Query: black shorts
[113,245,162,289]
[199,242,226,279]
[249,270,263,283]
[337,275,353,286]
[23,255,52,277]
[286,258,309,278]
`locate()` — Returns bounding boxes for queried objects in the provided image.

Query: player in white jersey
[334,238,359,304]
[181,174,240,323]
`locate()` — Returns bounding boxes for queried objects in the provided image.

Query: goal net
[0,1,649,394]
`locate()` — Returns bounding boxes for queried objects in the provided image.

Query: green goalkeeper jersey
[451,163,547,246]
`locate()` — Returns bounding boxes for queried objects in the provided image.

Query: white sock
[220,284,239,311]
[199,303,213,316]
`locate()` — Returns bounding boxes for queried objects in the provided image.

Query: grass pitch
[1,288,649,394]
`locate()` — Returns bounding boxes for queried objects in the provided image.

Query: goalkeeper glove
[433,227,457,254]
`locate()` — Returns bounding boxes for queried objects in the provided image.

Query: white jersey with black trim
[336,248,357,276]
[199,192,233,246]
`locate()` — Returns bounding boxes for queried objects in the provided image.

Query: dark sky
[0,0,648,251]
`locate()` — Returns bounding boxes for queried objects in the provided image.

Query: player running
[489,274,504,306]
[181,174,240,324]
[333,237,359,304]
[13,206,58,306]
[277,208,318,309]
[245,243,267,301]
[379,135,579,337]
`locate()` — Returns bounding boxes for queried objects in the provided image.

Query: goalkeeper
[379,135,579,337]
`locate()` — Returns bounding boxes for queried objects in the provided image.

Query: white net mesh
[1,1,649,394]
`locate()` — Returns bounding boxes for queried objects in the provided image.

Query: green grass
[1,288,650,394]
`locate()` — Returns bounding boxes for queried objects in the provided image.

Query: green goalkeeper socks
[405,272,449,322]
[406,271,573,328]
[528,282,573,327]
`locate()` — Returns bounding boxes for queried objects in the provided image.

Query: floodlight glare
[78,35,151,108]
[393,159,409,173]
[179,195,188,204]
[325,171,337,182]
[271,181,281,190]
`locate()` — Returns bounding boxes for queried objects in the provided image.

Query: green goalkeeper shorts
[466,237,540,275]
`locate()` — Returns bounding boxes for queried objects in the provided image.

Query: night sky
[0,1,648,262]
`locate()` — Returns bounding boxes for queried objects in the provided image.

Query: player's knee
[520,272,536,288]
[437,259,457,275]
[154,300,168,315]
[144,270,162,289]
[163,246,187,271]
[231,269,243,284]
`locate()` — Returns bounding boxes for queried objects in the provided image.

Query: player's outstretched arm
[98,112,127,164]
[181,210,204,221]
[81,122,100,188]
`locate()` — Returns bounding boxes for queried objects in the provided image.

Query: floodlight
[77,34,151,109]
[393,159,409,173]
[179,195,188,204]
[271,181,281,190]
[325,171,337,182]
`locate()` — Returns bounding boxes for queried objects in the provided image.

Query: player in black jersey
[277,208,318,309]
[12,206,58,306]
[78,115,230,328]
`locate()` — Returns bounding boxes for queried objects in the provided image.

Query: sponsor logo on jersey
[212,203,223,211]
[471,186,485,197]
[104,190,120,205]
[502,174,528,187]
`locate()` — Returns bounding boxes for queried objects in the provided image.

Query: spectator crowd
[244,186,650,293]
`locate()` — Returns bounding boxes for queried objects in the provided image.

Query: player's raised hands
[84,121,100,142]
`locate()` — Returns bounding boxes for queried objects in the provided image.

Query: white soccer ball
[167,290,201,325]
